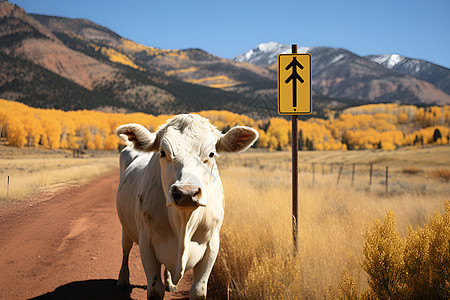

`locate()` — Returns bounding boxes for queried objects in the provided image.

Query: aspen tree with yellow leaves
[6,113,27,147]
[0,99,448,151]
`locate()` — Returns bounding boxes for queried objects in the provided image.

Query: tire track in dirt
[0,169,193,299]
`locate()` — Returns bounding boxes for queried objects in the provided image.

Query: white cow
[115,114,258,299]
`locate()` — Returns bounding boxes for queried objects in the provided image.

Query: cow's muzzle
[170,185,206,207]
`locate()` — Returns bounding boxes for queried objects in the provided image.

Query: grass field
[1,143,448,298]
[210,145,450,299]
[0,144,118,204]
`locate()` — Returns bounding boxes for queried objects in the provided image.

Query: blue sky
[10,0,450,68]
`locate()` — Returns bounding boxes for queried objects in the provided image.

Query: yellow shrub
[362,210,405,298]
[348,201,450,298]
[403,201,450,298]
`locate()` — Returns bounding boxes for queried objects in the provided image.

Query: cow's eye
[160,150,166,158]
[209,152,215,158]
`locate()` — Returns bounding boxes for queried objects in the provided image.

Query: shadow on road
[30,279,146,300]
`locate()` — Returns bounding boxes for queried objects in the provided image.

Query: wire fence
[302,162,390,191]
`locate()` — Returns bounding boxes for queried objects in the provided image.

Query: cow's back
[117,149,155,244]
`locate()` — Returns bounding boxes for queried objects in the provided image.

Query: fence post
[7,176,9,198]
[369,163,373,186]
[337,163,344,185]
[351,163,355,187]
[385,166,389,193]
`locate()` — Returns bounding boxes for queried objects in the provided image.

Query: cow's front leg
[190,232,220,300]
[117,229,133,290]
[139,231,165,300]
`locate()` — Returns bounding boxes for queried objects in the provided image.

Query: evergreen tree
[298,129,304,151]
[433,128,442,142]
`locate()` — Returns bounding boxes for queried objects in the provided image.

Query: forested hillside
[0,1,262,115]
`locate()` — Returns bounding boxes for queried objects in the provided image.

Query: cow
[115,114,259,299]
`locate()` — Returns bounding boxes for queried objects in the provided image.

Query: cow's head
[115,114,258,211]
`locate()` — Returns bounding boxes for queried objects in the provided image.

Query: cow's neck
[172,209,201,283]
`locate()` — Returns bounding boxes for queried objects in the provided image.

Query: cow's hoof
[165,284,178,293]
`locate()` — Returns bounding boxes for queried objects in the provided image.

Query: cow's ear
[115,123,159,152]
[216,126,259,153]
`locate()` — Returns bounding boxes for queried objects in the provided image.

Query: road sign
[278,53,312,115]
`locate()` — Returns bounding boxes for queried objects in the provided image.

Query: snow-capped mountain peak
[257,41,285,53]
[234,42,311,67]
[368,54,405,69]
[366,53,449,94]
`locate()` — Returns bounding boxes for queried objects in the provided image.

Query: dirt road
[0,170,193,299]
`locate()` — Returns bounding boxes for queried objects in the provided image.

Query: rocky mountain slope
[0,1,269,115]
[366,54,450,94]
[235,42,450,105]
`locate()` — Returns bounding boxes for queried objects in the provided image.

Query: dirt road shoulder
[0,170,192,299]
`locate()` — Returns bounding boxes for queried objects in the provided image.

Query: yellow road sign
[278,53,312,115]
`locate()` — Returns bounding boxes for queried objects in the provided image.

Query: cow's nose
[171,185,202,207]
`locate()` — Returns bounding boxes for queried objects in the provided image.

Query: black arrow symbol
[285,57,304,108]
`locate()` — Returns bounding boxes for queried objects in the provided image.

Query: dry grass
[0,144,118,204]
[210,146,450,299]
[2,142,448,297]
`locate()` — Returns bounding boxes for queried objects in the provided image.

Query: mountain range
[1,1,449,119]
[235,42,450,104]
[0,1,269,116]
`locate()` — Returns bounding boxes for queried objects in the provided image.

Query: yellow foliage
[65,30,86,42]
[165,50,189,60]
[244,253,301,298]
[187,75,229,84]
[266,118,290,150]
[22,114,42,147]
[103,134,118,150]
[6,113,27,147]
[0,99,172,151]
[0,99,448,152]
[186,75,242,88]
[398,112,409,124]
[94,133,103,150]
[197,110,256,129]
[414,106,446,127]
[100,47,139,69]
[208,82,242,89]
[88,42,100,51]
[120,39,187,63]
[142,46,165,56]
[363,210,405,298]
[355,201,450,298]
[121,39,149,52]
[41,117,62,150]
[165,67,198,76]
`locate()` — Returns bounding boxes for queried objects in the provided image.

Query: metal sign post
[277,44,312,254]
[291,44,299,254]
